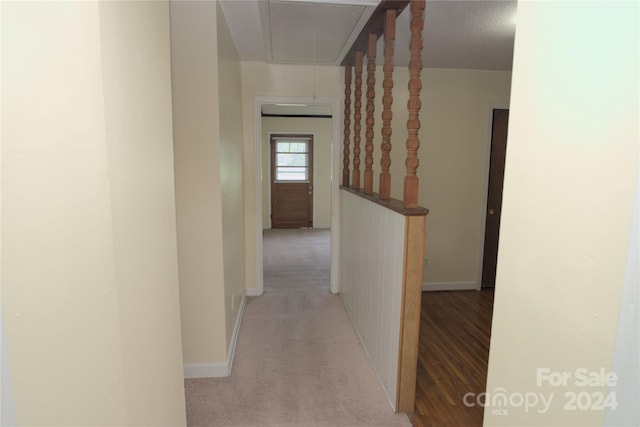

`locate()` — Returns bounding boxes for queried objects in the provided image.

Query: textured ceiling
[220,0,517,71]
[399,0,517,70]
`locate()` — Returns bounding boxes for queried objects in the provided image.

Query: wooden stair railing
[403,0,425,209]
[352,51,363,190]
[339,0,427,416]
[379,8,396,201]
[342,0,426,208]
[364,33,377,194]
[343,65,352,187]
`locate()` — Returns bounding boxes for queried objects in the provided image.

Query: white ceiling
[220,0,517,71]
[264,1,377,64]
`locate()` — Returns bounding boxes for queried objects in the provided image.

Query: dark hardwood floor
[411,290,495,427]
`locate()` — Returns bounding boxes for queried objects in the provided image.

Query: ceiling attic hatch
[259,0,379,65]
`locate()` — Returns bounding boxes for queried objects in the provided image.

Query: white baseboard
[183,295,247,378]
[183,362,228,378]
[263,225,330,229]
[422,281,477,291]
[246,287,261,296]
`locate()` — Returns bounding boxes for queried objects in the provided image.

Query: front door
[482,109,509,288]
[270,134,313,228]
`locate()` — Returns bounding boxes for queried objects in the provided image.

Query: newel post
[403,0,425,208]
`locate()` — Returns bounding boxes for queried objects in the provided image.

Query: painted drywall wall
[170,1,227,365]
[604,180,639,426]
[216,1,247,349]
[261,117,333,229]
[366,67,512,287]
[3,3,125,422]
[1,315,16,426]
[2,1,186,424]
[98,2,186,424]
[415,69,510,287]
[171,1,247,372]
[484,1,638,425]
[241,62,343,290]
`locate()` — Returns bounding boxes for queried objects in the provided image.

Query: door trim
[476,104,510,290]
[266,131,317,229]
[270,134,314,228]
[253,96,342,295]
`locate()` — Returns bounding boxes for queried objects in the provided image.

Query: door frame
[253,96,342,295]
[476,104,510,290]
[269,133,314,228]
[266,132,317,229]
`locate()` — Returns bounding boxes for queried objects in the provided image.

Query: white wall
[171,0,228,367]
[604,180,639,426]
[2,1,186,424]
[364,67,512,288]
[216,1,247,353]
[241,62,343,291]
[485,1,638,425]
[419,69,511,288]
[261,116,333,229]
[98,2,186,423]
[171,1,246,376]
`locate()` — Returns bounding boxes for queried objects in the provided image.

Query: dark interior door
[270,135,313,228]
[482,109,509,288]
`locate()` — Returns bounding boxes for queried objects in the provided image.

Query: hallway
[185,229,411,426]
[263,229,331,291]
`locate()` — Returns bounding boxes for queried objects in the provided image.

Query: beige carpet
[185,229,411,427]
[263,228,331,291]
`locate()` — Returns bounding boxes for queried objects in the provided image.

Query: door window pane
[288,142,307,153]
[274,139,310,181]
[276,153,307,167]
[276,167,307,181]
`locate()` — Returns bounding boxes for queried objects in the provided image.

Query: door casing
[266,132,317,229]
[270,134,314,228]
[252,96,341,296]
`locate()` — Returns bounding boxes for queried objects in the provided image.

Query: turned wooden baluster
[352,51,364,190]
[379,9,395,200]
[343,66,352,187]
[403,0,425,208]
[364,34,376,194]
